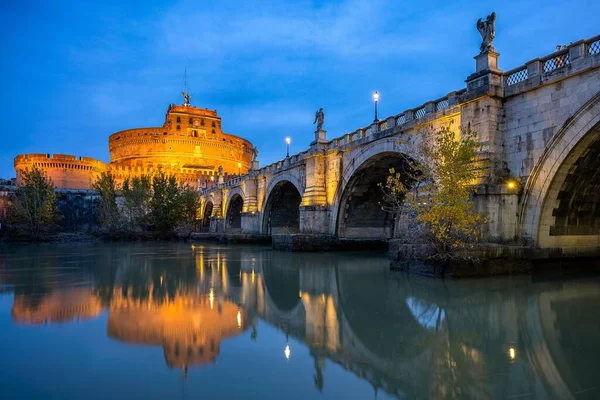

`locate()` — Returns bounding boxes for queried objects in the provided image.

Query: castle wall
[14,154,109,190]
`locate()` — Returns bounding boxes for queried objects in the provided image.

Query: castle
[13,94,254,190]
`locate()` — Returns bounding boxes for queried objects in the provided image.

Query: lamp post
[237,162,241,176]
[373,91,379,122]
[285,136,291,158]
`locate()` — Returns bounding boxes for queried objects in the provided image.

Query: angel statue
[313,108,325,131]
[182,91,191,106]
[251,146,259,161]
[476,12,496,53]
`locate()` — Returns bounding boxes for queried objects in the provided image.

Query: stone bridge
[199,34,600,254]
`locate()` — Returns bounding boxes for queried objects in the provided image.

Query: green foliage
[13,166,61,238]
[149,172,184,237]
[380,127,486,257]
[92,172,121,232]
[93,171,201,238]
[122,175,152,229]
[180,185,201,224]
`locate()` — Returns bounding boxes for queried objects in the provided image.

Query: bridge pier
[473,185,520,241]
[209,216,224,233]
[241,212,261,234]
[299,205,330,234]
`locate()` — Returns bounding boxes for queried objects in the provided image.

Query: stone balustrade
[504,34,600,88]
[200,33,599,199]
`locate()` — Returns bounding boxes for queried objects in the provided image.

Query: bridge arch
[520,93,600,250]
[201,201,213,232]
[331,138,415,239]
[225,194,244,231]
[262,174,304,235]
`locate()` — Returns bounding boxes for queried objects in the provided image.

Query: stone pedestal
[311,129,327,145]
[251,160,259,170]
[475,50,500,73]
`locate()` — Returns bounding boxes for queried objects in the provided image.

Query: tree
[380,127,486,258]
[150,172,183,237]
[180,185,200,226]
[122,175,151,230]
[13,166,61,238]
[92,172,121,232]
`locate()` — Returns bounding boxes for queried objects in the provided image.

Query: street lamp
[373,91,380,122]
[285,136,291,158]
[237,162,241,176]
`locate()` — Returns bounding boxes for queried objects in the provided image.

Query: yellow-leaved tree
[379,126,486,258]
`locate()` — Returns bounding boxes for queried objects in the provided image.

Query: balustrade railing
[503,34,599,87]
[396,114,406,126]
[200,34,599,196]
[589,37,600,55]
[505,67,528,86]
[414,106,426,119]
[435,99,449,112]
[542,49,570,73]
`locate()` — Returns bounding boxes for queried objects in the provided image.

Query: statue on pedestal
[313,108,325,132]
[251,146,259,161]
[476,12,496,53]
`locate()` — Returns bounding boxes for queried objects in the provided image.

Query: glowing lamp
[285,137,291,157]
[373,91,380,122]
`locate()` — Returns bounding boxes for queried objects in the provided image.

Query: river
[0,242,598,399]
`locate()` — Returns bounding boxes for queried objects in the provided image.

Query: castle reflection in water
[1,243,599,399]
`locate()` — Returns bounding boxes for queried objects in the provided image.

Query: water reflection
[0,243,599,399]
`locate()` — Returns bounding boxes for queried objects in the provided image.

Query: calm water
[0,243,599,399]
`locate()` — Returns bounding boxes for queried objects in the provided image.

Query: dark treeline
[1,167,200,241]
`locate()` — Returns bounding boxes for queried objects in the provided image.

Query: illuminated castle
[14,92,254,190]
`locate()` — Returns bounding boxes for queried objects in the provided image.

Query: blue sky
[1,0,598,178]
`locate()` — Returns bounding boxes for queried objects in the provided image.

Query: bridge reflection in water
[1,243,599,399]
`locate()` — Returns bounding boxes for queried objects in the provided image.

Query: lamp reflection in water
[237,309,242,328]
[209,288,215,310]
[508,345,517,361]
[284,333,291,360]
